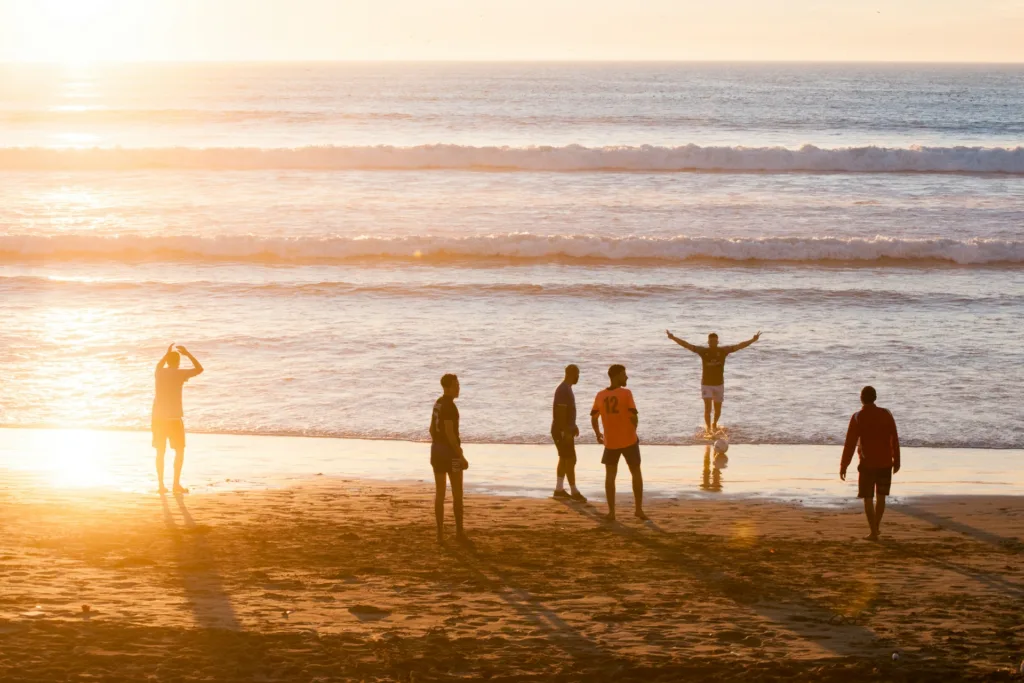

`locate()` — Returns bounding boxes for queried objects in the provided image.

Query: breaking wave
[1,234,1021,265]
[2,143,1023,174]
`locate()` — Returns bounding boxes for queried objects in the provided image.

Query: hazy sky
[1,0,1022,63]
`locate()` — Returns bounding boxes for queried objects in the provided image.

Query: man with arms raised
[430,373,469,543]
[153,343,204,495]
[591,364,646,521]
[665,329,761,436]
[840,386,901,541]
[552,364,586,502]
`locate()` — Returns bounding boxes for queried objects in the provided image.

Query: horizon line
[3,58,1024,66]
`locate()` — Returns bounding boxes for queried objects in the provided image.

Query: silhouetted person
[153,344,204,495]
[552,364,586,502]
[840,385,901,541]
[591,364,646,521]
[666,329,761,434]
[430,373,468,543]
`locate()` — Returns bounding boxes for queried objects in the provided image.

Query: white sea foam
[2,144,1023,173]
[1,233,1021,265]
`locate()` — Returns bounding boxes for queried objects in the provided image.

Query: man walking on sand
[840,386,901,541]
[430,373,469,543]
[153,343,204,495]
[552,364,587,502]
[665,329,761,435]
[591,364,646,521]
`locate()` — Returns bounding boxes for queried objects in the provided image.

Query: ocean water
[1,63,1022,450]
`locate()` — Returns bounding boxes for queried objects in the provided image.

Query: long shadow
[897,503,1023,550]
[161,494,240,630]
[557,499,882,655]
[444,539,614,663]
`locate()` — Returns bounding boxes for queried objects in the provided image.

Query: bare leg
[628,460,646,520]
[433,470,446,542]
[155,446,167,493]
[874,496,886,536]
[172,448,187,493]
[712,401,722,430]
[604,462,618,520]
[565,460,578,493]
[863,496,878,540]
[451,468,465,539]
[703,398,713,432]
[556,458,566,486]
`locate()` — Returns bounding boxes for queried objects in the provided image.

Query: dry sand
[1,477,1022,681]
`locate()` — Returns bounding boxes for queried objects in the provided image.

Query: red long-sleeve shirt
[840,404,900,471]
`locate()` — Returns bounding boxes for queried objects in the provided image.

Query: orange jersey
[591,387,638,450]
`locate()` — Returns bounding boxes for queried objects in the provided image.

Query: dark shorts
[601,442,641,468]
[858,465,892,498]
[553,435,577,464]
[431,443,457,475]
[152,417,185,451]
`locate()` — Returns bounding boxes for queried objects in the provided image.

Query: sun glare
[27,0,123,64]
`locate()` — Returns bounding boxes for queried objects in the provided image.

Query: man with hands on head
[665,329,761,435]
[152,343,204,495]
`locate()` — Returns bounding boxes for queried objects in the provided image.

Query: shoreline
[2,427,1022,505]
[0,477,1021,680]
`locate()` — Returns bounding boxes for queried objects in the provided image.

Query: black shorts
[858,465,892,498]
[431,443,458,475]
[152,417,185,450]
[553,435,577,463]
[601,442,641,468]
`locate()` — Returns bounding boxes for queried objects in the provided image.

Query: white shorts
[701,385,724,402]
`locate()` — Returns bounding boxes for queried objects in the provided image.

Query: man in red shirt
[591,364,646,522]
[840,386,901,541]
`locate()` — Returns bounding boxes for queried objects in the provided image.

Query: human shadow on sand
[557,499,883,656]
[161,494,240,630]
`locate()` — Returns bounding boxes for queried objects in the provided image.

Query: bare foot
[436,530,444,545]
[635,509,649,521]
[173,485,189,495]
[865,532,879,542]
[158,485,168,495]
[603,512,616,522]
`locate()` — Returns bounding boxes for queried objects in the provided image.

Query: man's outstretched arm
[176,345,204,376]
[666,330,700,353]
[725,331,762,353]
[155,343,174,374]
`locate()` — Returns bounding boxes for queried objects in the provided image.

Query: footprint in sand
[348,604,391,622]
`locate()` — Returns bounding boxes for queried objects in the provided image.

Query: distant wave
[1,234,1021,265]
[1,144,1023,174]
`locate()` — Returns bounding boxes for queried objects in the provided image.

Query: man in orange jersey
[591,364,646,521]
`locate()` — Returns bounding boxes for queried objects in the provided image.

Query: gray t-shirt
[153,368,201,419]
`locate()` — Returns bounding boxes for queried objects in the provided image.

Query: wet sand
[1,477,1022,681]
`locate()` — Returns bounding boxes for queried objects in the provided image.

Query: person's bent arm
[666,330,700,353]
[591,413,603,444]
[176,345,204,376]
[839,414,859,480]
[444,420,462,457]
[155,343,174,374]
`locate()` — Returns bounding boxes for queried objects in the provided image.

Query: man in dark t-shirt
[430,373,468,543]
[551,364,586,502]
[840,385,901,541]
[666,329,761,435]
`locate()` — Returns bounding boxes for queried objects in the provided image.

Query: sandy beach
[1,473,1021,681]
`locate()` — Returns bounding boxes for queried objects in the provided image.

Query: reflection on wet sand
[700,445,729,493]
